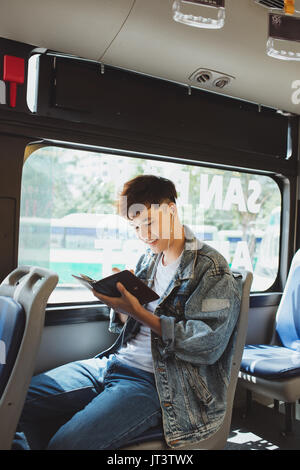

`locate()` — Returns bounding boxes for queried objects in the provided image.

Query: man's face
[129,203,173,253]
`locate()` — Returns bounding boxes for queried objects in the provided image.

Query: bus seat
[120,270,253,450]
[239,249,300,435]
[0,266,58,450]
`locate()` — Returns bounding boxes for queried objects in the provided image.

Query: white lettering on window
[247,180,261,214]
[200,175,261,214]
[231,241,253,272]
[223,178,247,212]
[200,174,223,210]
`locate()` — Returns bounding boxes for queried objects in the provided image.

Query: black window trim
[44,292,283,327]
[45,302,110,326]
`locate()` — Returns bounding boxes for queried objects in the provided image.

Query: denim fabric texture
[13,355,162,450]
[105,225,242,448]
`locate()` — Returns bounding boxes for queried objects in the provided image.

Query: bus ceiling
[0,1,299,115]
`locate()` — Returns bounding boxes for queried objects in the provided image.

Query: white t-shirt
[115,251,183,373]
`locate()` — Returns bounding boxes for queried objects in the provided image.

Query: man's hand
[93,267,136,323]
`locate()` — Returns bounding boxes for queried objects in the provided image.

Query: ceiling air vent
[255,0,284,9]
[189,68,235,90]
[194,70,212,84]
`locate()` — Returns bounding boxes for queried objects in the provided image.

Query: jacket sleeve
[159,267,242,366]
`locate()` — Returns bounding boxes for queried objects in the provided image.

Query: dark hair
[116,174,177,220]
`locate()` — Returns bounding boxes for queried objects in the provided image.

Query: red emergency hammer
[3,55,25,108]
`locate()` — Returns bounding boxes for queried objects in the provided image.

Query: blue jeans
[12,354,163,450]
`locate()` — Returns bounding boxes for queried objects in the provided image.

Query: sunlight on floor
[227,429,279,450]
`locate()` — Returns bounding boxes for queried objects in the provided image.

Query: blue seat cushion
[0,296,26,399]
[123,423,164,447]
[241,345,300,380]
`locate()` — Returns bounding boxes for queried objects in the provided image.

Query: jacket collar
[146,224,202,282]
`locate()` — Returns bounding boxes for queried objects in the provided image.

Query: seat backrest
[225,271,253,417]
[0,297,26,400]
[0,266,58,450]
[274,249,300,350]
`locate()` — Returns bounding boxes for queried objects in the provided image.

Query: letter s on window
[291,80,300,105]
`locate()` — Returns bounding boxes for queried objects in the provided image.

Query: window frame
[19,141,286,319]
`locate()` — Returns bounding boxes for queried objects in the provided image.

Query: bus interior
[0,0,300,452]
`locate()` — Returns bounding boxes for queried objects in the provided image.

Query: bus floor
[225,400,300,450]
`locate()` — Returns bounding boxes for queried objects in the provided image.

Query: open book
[72,270,159,305]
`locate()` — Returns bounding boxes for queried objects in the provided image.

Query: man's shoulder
[195,242,231,275]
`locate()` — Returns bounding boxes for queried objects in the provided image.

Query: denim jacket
[98,225,242,449]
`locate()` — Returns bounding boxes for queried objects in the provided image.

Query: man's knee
[46,427,106,450]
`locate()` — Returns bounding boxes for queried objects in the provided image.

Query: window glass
[18,146,281,303]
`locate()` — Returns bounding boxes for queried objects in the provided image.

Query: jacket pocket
[184,362,214,406]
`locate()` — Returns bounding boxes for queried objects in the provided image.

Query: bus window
[18,146,281,303]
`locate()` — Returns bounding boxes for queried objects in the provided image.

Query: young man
[13,174,242,450]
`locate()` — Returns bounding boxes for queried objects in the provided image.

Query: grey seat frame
[0,266,58,450]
